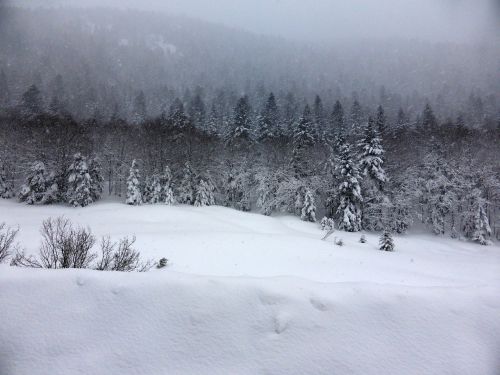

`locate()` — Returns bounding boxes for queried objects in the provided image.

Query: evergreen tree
[178,161,196,205]
[379,230,395,252]
[161,166,175,205]
[21,84,42,116]
[313,95,324,141]
[396,108,408,130]
[88,157,104,202]
[350,99,363,132]
[126,159,142,205]
[194,175,216,207]
[461,188,491,245]
[226,96,253,151]
[132,91,147,124]
[169,98,188,129]
[258,93,279,142]
[359,117,386,187]
[19,161,58,205]
[291,104,315,178]
[66,153,93,207]
[0,162,13,199]
[301,189,317,222]
[336,138,363,232]
[422,103,437,131]
[206,104,220,136]
[330,100,345,138]
[189,93,206,130]
[0,69,10,106]
[147,173,162,204]
[376,105,387,135]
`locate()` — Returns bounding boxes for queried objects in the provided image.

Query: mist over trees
[0,5,499,242]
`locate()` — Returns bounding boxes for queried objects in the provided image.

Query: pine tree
[19,161,58,205]
[88,157,104,202]
[147,173,162,204]
[350,99,363,132]
[126,159,142,205]
[21,84,42,116]
[291,104,315,178]
[330,100,345,138]
[313,95,324,141]
[379,230,395,251]
[169,98,188,129]
[161,166,175,205]
[422,103,437,131]
[66,153,93,207]
[258,93,279,142]
[189,93,206,130]
[226,96,253,151]
[132,91,147,124]
[178,161,195,205]
[461,188,491,245]
[0,162,13,199]
[376,105,387,135]
[359,117,386,186]
[194,176,216,207]
[301,189,317,222]
[336,138,363,232]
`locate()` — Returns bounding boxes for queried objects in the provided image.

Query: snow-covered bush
[334,237,344,246]
[359,235,367,243]
[126,159,142,205]
[320,217,335,231]
[11,216,153,271]
[157,257,168,269]
[0,223,19,263]
[379,230,395,252]
[194,175,216,207]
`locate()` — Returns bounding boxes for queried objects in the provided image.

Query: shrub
[0,223,19,263]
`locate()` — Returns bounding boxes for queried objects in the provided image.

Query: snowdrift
[1,266,499,375]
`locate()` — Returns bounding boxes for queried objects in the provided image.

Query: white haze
[9,0,500,44]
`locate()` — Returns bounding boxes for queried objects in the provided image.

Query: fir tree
[19,161,58,205]
[376,105,387,135]
[461,188,491,245]
[313,95,324,141]
[21,84,42,116]
[194,176,216,207]
[291,104,315,178]
[350,99,363,132]
[189,92,206,130]
[88,157,104,202]
[169,98,188,129]
[359,117,386,187]
[226,96,253,151]
[132,91,147,124]
[422,103,437,131]
[330,100,345,138]
[178,161,196,205]
[379,230,395,251]
[147,173,162,204]
[161,166,175,205]
[126,159,142,205]
[258,93,279,142]
[0,162,13,199]
[301,189,317,222]
[66,153,93,207]
[336,138,363,232]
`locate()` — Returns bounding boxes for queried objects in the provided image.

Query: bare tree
[0,223,19,263]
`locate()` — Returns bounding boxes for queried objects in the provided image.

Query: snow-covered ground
[1,199,499,375]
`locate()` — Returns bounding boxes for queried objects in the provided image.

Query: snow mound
[1,267,499,375]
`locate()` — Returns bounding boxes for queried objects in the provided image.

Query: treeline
[0,89,499,244]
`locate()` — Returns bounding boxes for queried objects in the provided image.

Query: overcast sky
[9,0,500,44]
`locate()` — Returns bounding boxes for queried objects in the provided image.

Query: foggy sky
[7,0,500,44]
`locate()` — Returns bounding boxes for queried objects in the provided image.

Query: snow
[0,199,499,374]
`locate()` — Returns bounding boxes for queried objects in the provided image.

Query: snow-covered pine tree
[336,137,363,232]
[313,95,324,142]
[126,159,142,205]
[329,100,345,140]
[359,117,388,231]
[301,189,317,222]
[19,161,58,204]
[376,105,387,136]
[321,217,335,231]
[291,104,315,178]
[461,188,491,245]
[359,117,386,187]
[379,230,395,251]
[226,96,253,152]
[0,162,13,198]
[388,189,413,234]
[88,157,104,202]
[66,153,93,207]
[258,93,279,142]
[178,161,196,205]
[256,169,278,216]
[160,166,175,205]
[194,176,216,207]
[147,173,162,204]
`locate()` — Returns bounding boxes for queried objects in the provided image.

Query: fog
[11,0,500,44]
